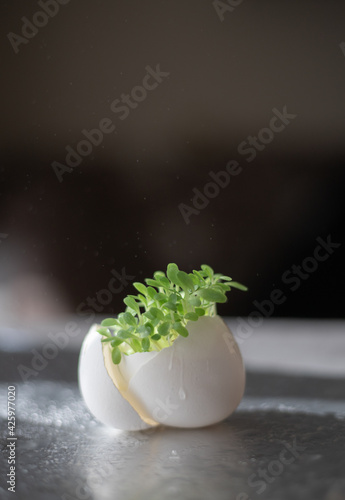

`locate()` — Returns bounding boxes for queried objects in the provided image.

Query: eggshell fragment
[78,324,153,431]
[104,315,245,428]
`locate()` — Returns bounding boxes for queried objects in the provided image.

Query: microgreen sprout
[97,263,247,364]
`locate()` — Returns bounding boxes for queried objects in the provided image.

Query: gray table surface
[0,318,344,500]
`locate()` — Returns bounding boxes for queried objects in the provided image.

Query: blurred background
[1,0,345,330]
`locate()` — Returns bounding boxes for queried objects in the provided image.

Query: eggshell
[78,324,153,431]
[105,315,245,428]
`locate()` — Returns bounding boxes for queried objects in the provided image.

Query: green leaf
[173,312,181,322]
[198,288,227,303]
[176,302,184,315]
[117,313,128,326]
[173,322,189,338]
[143,309,155,321]
[184,312,199,321]
[154,271,166,279]
[151,316,160,327]
[136,294,147,305]
[141,337,150,351]
[147,287,157,300]
[151,334,161,341]
[137,325,151,337]
[154,293,167,303]
[188,273,200,286]
[192,270,205,284]
[177,271,194,291]
[100,318,117,327]
[229,281,248,291]
[189,296,201,307]
[170,293,178,304]
[213,273,223,280]
[149,307,165,321]
[131,339,142,352]
[97,326,111,336]
[195,307,205,316]
[111,338,123,347]
[167,262,179,272]
[112,347,122,364]
[133,282,148,295]
[101,336,114,343]
[154,275,170,288]
[122,312,137,326]
[158,322,171,336]
[212,283,231,293]
[162,301,177,312]
[127,294,141,301]
[116,329,134,340]
[145,279,162,288]
[167,263,180,286]
[123,297,140,314]
[201,264,214,278]
[143,321,154,332]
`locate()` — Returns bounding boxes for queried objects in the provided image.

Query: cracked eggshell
[78,324,153,431]
[105,315,245,428]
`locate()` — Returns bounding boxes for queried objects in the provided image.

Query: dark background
[1,0,345,324]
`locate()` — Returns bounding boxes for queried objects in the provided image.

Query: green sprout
[97,263,247,364]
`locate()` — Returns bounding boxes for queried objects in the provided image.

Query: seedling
[98,263,247,364]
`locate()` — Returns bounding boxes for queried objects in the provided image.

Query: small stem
[182,292,189,313]
[150,339,162,351]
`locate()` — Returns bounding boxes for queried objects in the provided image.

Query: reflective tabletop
[0,319,344,500]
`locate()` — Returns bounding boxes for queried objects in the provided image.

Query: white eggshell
[106,315,245,428]
[78,324,153,431]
